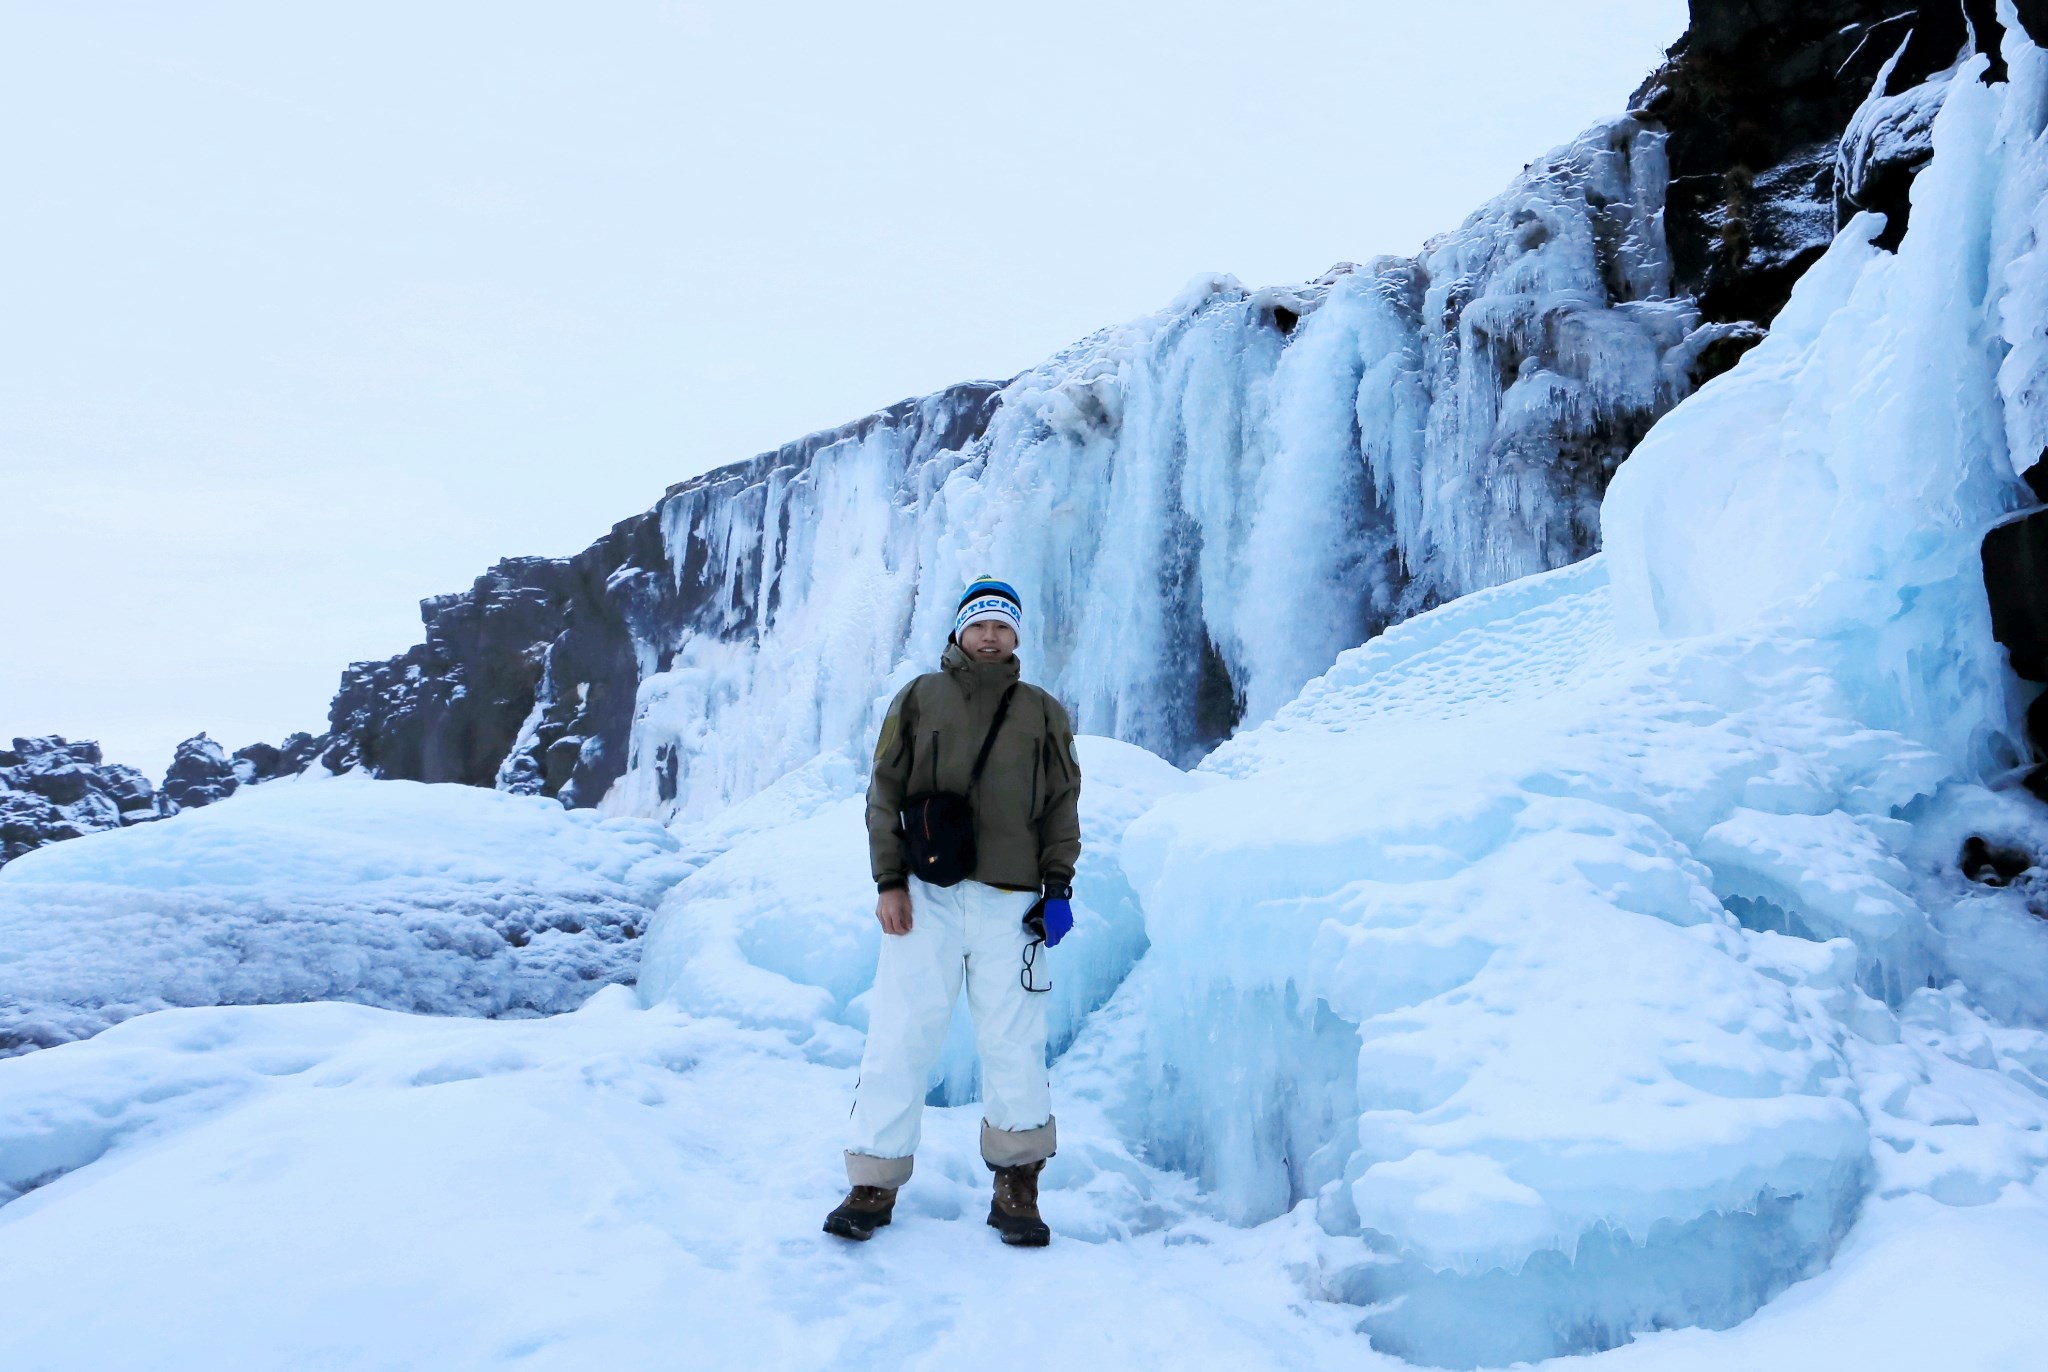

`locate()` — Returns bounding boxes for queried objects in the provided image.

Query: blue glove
[1040,896,1073,946]
[1026,885,1075,947]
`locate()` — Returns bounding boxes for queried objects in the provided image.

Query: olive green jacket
[866,644,1082,892]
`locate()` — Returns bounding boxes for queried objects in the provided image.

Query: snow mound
[635,736,1201,1102]
[0,776,688,1055]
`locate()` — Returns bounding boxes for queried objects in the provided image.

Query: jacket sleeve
[866,680,919,891]
[1037,694,1082,886]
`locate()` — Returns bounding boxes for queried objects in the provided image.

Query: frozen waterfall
[602,114,1735,821]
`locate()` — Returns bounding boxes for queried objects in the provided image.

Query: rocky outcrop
[231,732,325,787]
[159,734,240,811]
[0,737,159,867]
[317,555,583,788]
[1982,468,2048,799]
[0,730,341,869]
[1638,0,2026,352]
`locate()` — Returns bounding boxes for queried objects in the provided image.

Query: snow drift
[0,776,685,1054]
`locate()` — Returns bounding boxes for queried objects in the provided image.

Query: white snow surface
[3,992,2046,1372]
[13,23,2048,1372]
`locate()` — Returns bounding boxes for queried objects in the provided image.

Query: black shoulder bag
[900,683,1018,887]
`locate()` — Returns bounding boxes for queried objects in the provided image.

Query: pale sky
[1,0,1687,781]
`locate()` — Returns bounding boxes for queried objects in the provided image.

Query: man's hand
[876,886,913,935]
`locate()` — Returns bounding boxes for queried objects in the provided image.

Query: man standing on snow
[825,575,1082,1247]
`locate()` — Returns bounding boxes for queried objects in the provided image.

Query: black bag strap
[968,684,1020,786]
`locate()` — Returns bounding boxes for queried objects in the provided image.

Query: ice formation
[1837,42,1960,248]
[1104,40,2048,1365]
[0,774,686,1054]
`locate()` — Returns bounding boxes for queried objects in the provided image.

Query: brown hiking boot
[823,1184,897,1241]
[987,1160,1050,1246]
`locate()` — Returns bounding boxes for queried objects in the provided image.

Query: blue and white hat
[954,575,1023,641]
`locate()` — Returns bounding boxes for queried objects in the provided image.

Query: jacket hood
[941,640,1021,691]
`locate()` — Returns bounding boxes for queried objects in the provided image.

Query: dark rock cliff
[318,555,584,789]
[0,737,157,865]
[1639,0,2036,359]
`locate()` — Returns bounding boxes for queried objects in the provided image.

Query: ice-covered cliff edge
[600,112,1734,820]
[331,116,1729,823]
[298,1,2034,827]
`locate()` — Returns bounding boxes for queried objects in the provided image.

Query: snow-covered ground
[2,990,2044,1372]
[12,22,2048,1372]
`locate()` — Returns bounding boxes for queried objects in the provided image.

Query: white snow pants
[845,877,1055,1188]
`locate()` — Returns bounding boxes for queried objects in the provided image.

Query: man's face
[959,619,1018,662]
